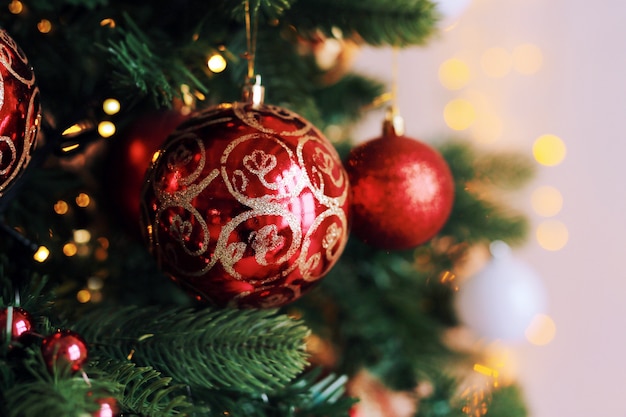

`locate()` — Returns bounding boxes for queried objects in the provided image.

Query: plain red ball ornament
[0,307,33,341]
[41,329,89,373]
[140,79,350,308]
[0,29,41,198]
[345,111,454,250]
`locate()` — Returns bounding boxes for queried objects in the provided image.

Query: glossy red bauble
[92,397,120,417]
[345,132,454,250]
[140,102,350,308]
[41,329,89,373]
[0,307,33,341]
[0,29,41,197]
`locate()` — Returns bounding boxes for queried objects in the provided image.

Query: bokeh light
[533,134,566,166]
[76,193,91,208]
[536,220,568,251]
[513,43,543,75]
[103,98,121,115]
[98,121,116,138]
[531,186,563,217]
[63,242,78,257]
[54,200,69,215]
[207,54,227,73]
[8,0,23,14]
[481,47,512,78]
[77,289,91,303]
[73,229,91,244]
[444,98,476,130]
[37,19,52,34]
[439,58,471,90]
[33,246,50,263]
[525,314,556,346]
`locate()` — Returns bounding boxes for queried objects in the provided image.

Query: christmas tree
[0,1,538,416]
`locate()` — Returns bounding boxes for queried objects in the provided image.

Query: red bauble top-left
[0,29,41,197]
[140,102,350,308]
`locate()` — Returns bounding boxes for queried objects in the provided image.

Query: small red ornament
[345,111,454,250]
[0,306,33,341]
[109,110,187,229]
[92,397,119,417]
[0,29,41,197]
[41,329,89,373]
[140,82,350,308]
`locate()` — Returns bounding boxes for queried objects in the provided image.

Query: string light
[444,98,476,130]
[439,58,471,90]
[102,98,121,115]
[531,185,563,217]
[63,242,78,257]
[8,0,23,14]
[54,200,69,215]
[536,219,568,251]
[75,193,91,207]
[100,18,116,28]
[37,19,52,34]
[533,134,566,166]
[33,246,50,263]
[207,54,227,73]
[76,289,91,303]
[73,229,91,244]
[98,121,116,138]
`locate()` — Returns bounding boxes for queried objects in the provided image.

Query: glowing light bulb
[37,19,52,34]
[98,121,116,138]
[63,243,78,257]
[75,193,91,207]
[207,54,227,73]
[33,246,50,262]
[8,0,23,14]
[54,200,69,215]
[102,98,120,115]
[73,229,91,244]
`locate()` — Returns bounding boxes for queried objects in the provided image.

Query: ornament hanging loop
[243,74,265,108]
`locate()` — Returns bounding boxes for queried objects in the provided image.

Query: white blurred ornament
[455,241,548,342]
[435,0,472,29]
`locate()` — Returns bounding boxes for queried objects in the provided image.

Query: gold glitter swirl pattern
[0,29,40,196]
[141,101,350,308]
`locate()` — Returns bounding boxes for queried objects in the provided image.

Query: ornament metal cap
[242,74,265,108]
[382,105,405,137]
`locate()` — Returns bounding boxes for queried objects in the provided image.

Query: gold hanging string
[244,0,259,79]
[383,46,405,136]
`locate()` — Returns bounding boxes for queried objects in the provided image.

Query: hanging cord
[242,0,265,106]
[383,46,405,136]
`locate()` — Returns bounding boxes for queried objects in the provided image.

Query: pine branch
[75,306,310,394]
[285,0,438,46]
[89,359,198,416]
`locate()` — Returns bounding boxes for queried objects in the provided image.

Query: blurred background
[350,0,624,415]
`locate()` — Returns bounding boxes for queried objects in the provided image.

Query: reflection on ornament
[140,101,350,308]
[455,241,548,342]
[0,29,41,198]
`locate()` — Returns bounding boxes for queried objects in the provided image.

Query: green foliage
[75,306,310,394]
[90,360,198,416]
[285,0,438,46]
[486,384,528,417]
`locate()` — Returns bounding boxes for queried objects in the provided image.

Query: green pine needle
[75,306,310,394]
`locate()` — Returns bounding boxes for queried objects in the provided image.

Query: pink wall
[352,0,626,415]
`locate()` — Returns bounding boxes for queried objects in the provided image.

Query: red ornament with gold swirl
[140,95,350,308]
[0,29,41,197]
